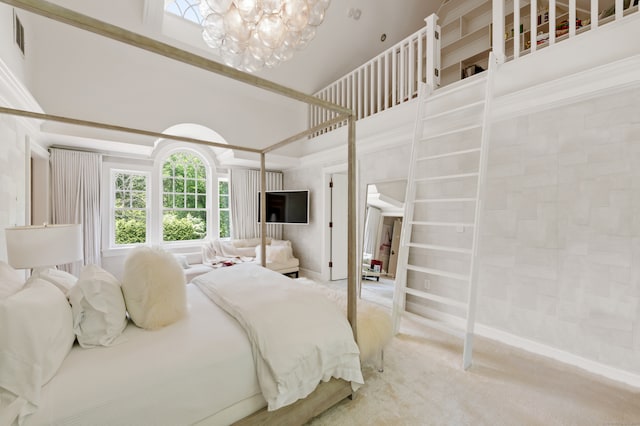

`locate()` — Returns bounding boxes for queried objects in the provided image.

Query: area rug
[307,311,640,425]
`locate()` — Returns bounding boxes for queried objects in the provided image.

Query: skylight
[165,0,202,25]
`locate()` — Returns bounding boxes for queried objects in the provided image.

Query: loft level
[309,0,640,135]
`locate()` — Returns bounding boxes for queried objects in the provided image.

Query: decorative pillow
[0,278,74,424]
[255,245,293,264]
[0,261,24,300]
[121,246,187,330]
[67,265,127,348]
[36,268,77,296]
[270,239,292,247]
[174,254,191,269]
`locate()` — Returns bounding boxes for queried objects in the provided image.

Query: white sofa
[177,237,299,282]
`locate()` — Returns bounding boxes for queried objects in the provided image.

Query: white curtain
[230,168,282,239]
[50,148,101,274]
[363,206,382,259]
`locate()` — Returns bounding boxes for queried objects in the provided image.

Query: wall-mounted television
[258,190,309,224]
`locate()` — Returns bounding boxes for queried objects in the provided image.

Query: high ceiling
[15,0,442,161]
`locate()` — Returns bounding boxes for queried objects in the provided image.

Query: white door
[330,174,348,280]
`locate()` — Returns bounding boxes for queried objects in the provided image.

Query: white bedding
[193,263,364,411]
[23,285,265,426]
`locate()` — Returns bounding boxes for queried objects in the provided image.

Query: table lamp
[5,224,83,276]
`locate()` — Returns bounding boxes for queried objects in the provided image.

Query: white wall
[477,86,640,374]
[0,115,27,262]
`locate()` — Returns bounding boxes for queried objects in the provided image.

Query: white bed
[1,1,361,424]
[19,264,364,426]
[24,284,266,426]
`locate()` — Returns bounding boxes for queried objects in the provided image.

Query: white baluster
[569,0,576,37]
[492,1,505,63]
[384,51,390,110]
[409,36,416,98]
[377,57,382,113]
[549,0,556,45]
[591,0,599,29]
[615,0,623,20]
[530,0,537,52]
[392,47,397,106]
[514,0,521,58]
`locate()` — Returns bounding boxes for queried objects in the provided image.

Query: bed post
[347,115,357,343]
[260,152,267,267]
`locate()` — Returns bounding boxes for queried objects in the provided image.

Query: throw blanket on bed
[192,263,364,411]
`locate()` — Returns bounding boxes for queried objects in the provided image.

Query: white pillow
[255,245,293,264]
[122,246,187,330]
[0,261,24,300]
[36,268,77,296]
[67,265,127,348]
[0,278,74,425]
[270,239,291,247]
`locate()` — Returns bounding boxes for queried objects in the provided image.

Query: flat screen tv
[258,190,309,224]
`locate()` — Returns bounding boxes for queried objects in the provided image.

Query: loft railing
[310,1,638,135]
[493,0,640,62]
[309,14,441,136]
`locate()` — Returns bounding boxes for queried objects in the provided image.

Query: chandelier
[200,0,331,72]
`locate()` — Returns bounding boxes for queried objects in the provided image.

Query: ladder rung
[402,310,465,339]
[410,221,474,227]
[407,243,472,254]
[426,75,487,102]
[415,172,479,183]
[417,148,481,162]
[422,100,484,121]
[414,197,476,203]
[406,264,469,281]
[404,287,468,310]
[421,124,482,142]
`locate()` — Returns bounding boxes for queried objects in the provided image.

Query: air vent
[14,11,25,55]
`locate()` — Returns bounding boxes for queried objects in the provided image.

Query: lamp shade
[5,224,83,269]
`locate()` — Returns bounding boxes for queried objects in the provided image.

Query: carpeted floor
[306,282,640,426]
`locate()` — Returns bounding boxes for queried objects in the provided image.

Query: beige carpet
[307,314,640,425]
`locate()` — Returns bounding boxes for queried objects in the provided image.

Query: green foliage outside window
[113,152,229,245]
[162,152,208,242]
[219,179,230,238]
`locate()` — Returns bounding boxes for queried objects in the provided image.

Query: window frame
[109,168,151,248]
[158,148,212,245]
[217,175,231,239]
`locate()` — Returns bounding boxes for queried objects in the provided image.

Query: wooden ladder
[392,53,498,370]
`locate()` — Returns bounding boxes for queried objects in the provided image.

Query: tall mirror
[361,179,406,308]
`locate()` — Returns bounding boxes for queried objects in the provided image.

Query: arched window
[161,151,208,242]
[165,0,203,25]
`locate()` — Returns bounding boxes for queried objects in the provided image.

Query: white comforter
[192,263,364,411]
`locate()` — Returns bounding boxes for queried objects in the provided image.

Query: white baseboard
[475,324,640,389]
[402,302,640,389]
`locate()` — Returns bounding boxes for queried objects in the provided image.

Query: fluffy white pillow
[67,265,127,348]
[0,278,74,425]
[0,261,24,300]
[122,246,187,330]
[36,268,77,296]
